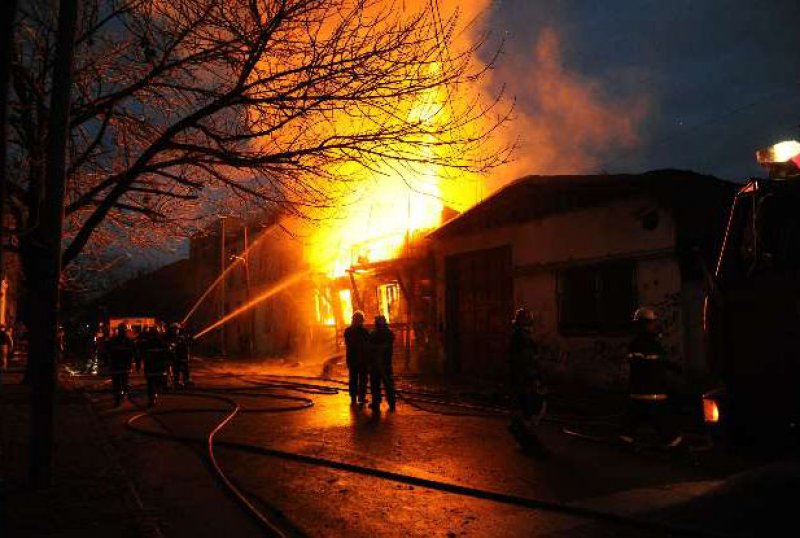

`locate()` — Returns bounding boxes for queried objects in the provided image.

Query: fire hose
[95,371,731,538]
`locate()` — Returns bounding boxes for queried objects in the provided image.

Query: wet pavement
[66,358,792,537]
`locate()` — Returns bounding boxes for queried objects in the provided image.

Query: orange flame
[304,61,480,277]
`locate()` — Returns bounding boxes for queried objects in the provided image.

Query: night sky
[130,0,800,270]
[487,0,800,181]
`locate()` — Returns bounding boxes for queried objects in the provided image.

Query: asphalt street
[72,359,791,537]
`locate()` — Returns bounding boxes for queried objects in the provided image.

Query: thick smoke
[484,26,648,190]
[494,29,647,184]
[417,2,647,194]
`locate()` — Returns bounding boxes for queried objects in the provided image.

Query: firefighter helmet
[374,315,388,328]
[632,306,659,322]
[352,311,365,325]
[513,307,533,326]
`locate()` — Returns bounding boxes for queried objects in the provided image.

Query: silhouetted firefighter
[344,311,370,406]
[88,322,107,374]
[106,323,135,407]
[168,323,192,389]
[620,307,683,448]
[369,315,396,412]
[138,325,170,407]
[0,324,14,374]
[507,307,547,457]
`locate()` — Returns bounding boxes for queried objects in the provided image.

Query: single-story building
[428,170,737,389]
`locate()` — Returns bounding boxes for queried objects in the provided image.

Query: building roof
[429,169,739,280]
[431,170,736,239]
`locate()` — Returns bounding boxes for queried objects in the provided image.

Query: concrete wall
[432,195,701,389]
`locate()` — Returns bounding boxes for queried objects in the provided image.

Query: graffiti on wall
[536,335,629,387]
[652,291,682,357]
[531,292,683,389]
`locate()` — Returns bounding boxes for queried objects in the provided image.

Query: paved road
[73,360,785,537]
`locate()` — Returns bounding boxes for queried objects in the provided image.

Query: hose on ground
[113,372,729,538]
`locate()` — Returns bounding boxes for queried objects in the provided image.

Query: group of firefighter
[506,305,684,455]
[98,303,680,447]
[97,321,192,407]
[345,303,683,450]
[343,312,397,412]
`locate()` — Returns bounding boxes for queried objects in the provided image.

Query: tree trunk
[0,0,18,317]
[28,0,78,488]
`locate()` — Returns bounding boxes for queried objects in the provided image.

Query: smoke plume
[484,26,648,191]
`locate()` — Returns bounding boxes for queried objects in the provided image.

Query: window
[377,282,400,323]
[755,193,800,273]
[558,262,636,334]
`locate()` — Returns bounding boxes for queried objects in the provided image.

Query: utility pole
[243,225,254,356]
[219,216,227,357]
[29,0,78,487]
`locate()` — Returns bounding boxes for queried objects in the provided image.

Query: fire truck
[109,316,157,337]
[702,140,800,447]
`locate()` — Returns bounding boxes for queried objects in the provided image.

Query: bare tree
[9,0,509,270]
[6,0,510,486]
[8,0,509,448]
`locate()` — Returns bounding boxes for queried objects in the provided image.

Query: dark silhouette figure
[621,306,683,447]
[168,323,192,388]
[344,311,370,405]
[138,325,170,407]
[368,315,396,412]
[89,322,108,374]
[507,307,547,456]
[106,323,136,407]
[0,324,14,373]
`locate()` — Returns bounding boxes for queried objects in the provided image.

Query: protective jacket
[107,333,136,374]
[139,333,170,375]
[508,322,539,391]
[627,334,681,400]
[368,326,395,369]
[344,325,370,369]
[170,333,191,364]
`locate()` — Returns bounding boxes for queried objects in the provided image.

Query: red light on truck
[703,398,720,423]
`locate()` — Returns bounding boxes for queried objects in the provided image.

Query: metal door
[445,246,513,377]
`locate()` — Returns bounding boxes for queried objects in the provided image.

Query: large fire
[304,60,480,279]
[184,1,648,341]
[294,1,494,330]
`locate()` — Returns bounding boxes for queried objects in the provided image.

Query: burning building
[186,169,737,395]
[185,208,444,371]
[312,225,441,373]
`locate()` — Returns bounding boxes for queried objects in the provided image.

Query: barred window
[558,262,636,334]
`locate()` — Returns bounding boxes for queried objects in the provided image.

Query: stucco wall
[432,195,699,389]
